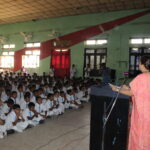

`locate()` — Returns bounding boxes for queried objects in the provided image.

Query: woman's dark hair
[141,56,150,71]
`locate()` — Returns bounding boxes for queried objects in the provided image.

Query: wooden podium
[90,85,129,150]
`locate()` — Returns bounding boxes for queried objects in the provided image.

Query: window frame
[84,48,107,77]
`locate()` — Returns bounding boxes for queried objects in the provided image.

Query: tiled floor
[0,103,90,150]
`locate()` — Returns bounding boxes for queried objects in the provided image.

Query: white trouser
[0,125,6,133]
[64,103,70,109]
[75,99,81,104]
[70,104,79,109]
[80,96,89,102]
[53,108,60,115]
[58,103,65,114]
[6,121,29,132]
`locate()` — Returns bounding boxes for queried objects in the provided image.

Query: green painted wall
[0,9,150,78]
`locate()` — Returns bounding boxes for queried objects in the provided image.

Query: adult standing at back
[70,64,77,79]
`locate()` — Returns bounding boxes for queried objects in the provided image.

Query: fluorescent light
[144,38,150,44]
[97,40,107,45]
[130,39,143,44]
[86,40,96,45]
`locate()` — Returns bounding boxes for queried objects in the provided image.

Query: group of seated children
[0,72,93,139]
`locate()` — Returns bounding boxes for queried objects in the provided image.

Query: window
[130,39,143,44]
[129,37,150,77]
[129,47,150,77]
[22,50,40,68]
[130,38,150,44]
[144,38,150,44]
[85,39,107,45]
[3,44,15,49]
[25,42,41,48]
[84,48,107,76]
[55,49,68,52]
[0,51,14,68]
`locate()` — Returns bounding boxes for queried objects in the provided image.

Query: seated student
[0,119,7,139]
[43,84,51,96]
[0,99,14,121]
[17,85,24,102]
[53,91,63,115]
[20,95,31,111]
[73,88,82,105]
[57,92,65,114]
[10,91,20,105]
[1,89,11,102]
[77,86,89,102]
[45,93,54,117]
[30,90,39,104]
[38,88,46,99]
[60,91,70,109]
[35,96,47,120]
[23,102,39,126]
[5,104,29,133]
[66,90,79,109]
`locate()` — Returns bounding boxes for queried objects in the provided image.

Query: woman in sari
[110,55,150,150]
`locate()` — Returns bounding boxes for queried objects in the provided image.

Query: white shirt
[17,90,24,101]
[58,96,64,103]
[10,97,20,105]
[20,100,29,111]
[5,111,17,126]
[45,100,54,111]
[1,94,9,102]
[31,96,36,104]
[77,91,84,99]
[23,108,34,120]
[35,103,46,114]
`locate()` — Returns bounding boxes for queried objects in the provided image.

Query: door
[51,49,70,78]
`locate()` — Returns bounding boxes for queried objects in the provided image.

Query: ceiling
[0,0,149,25]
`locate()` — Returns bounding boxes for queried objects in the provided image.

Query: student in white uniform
[45,94,54,117]
[5,104,29,133]
[23,102,39,126]
[0,99,14,120]
[1,89,11,102]
[77,86,89,102]
[17,85,24,102]
[35,96,47,120]
[0,119,7,139]
[60,91,70,109]
[66,90,79,109]
[53,91,63,115]
[10,91,20,105]
[30,90,39,104]
[20,95,31,111]
[57,92,65,114]
[43,84,50,96]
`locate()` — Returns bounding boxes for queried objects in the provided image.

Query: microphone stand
[101,78,127,150]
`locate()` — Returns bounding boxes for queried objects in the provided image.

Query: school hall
[0,0,150,150]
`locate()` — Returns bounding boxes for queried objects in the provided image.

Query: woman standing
[110,56,150,150]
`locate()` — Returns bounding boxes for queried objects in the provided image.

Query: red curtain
[51,50,70,78]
